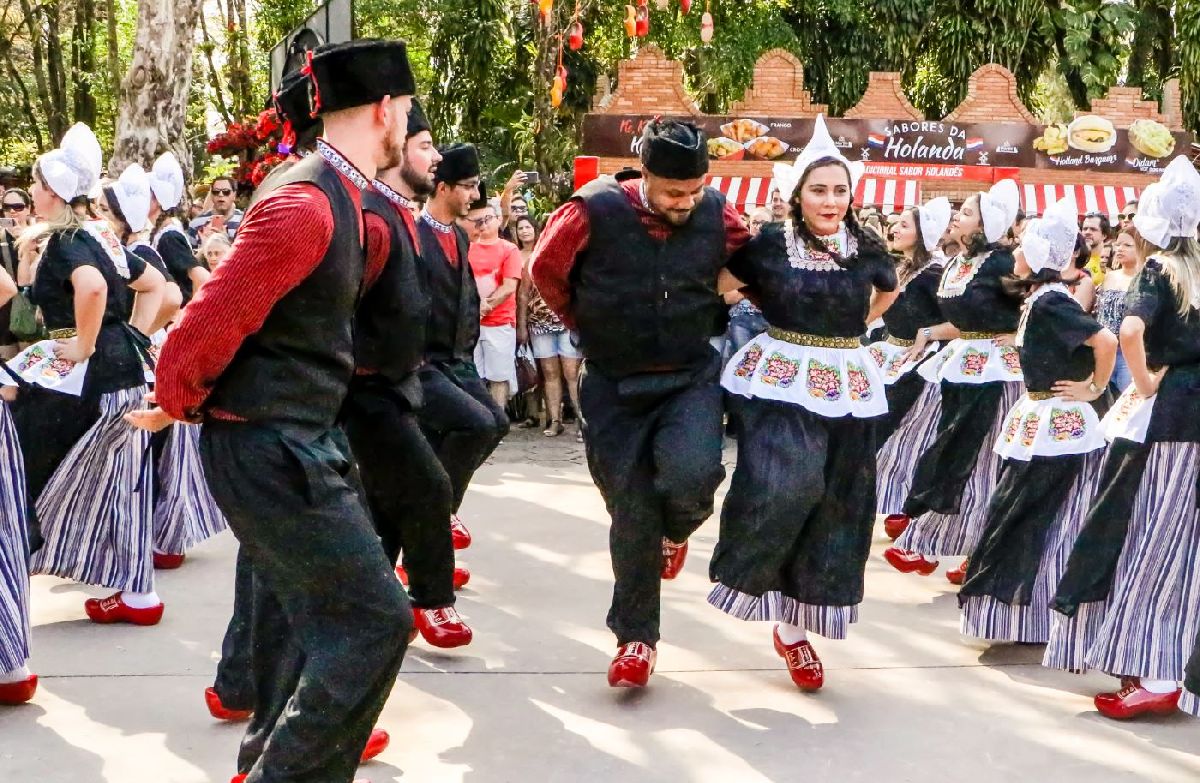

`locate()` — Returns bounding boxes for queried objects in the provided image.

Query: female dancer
[148,153,207,304]
[102,165,226,570]
[515,215,582,440]
[709,116,898,691]
[1048,157,1200,719]
[884,180,1024,583]
[870,199,952,541]
[1094,226,1147,392]
[958,198,1116,644]
[11,124,167,625]
[0,262,33,704]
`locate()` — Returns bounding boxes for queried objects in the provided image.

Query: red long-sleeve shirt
[156,167,374,422]
[530,180,750,328]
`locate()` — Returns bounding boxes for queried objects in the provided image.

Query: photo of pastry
[707,136,744,160]
[1066,115,1117,153]
[745,136,790,160]
[1128,118,1175,158]
[720,118,769,143]
[1032,124,1070,156]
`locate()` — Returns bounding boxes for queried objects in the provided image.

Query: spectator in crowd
[747,206,772,236]
[466,198,523,409]
[1100,239,1116,271]
[0,188,32,359]
[1062,232,1096,312]
[1080,211,1111,285]
[515,215,583,440]
[860,209,884,239]
[187,175,242,246]
[200,231,232,272]
[500,169,533,241]
[768,187,787,222]
[1094,226,1147,392]
[1118,199,1137,232]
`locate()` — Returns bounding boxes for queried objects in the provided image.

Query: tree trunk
[3,46,46,151]
[111,0,203,177]
[44,0,69,139]
[18,0,62,142]
[105,0,120,103]
[198,10,234,126]
[71,0,98,125]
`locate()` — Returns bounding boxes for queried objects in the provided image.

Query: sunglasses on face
[511,204,528,214]
[1118,213,1136,220]
[470,214,496,228]
[2,202,27,213]
[211,188,233,196]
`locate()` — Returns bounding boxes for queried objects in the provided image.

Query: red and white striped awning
[1021,184,1140,220]
[706,175,921,214]
[855,177,921,214]
[705,176,774,213]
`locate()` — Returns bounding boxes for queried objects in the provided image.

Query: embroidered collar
[82,220,130,279]
[373,179,416,210]
[1017,282,1072,346]
[938,251,990,298]
[421,211,454,234]
[316,140,369,190]
[783,220,851,272]
[639,180,652,212]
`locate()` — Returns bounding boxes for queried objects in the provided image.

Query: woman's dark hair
[895,206,932,283]
[1071,232,1089,270]
[3,187,30,207]
[152,203,179,241]
[513,214,539,251]
[101,186,133,245]
[960,193,1005,259]
[787,157,886,264]
[1006,265,1066,297]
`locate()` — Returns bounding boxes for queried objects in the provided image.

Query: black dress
[958,285,1106,643]
[872,261,943,442]
[710,222,896,637]
[896,249,1025,558]
[153,223,201,303]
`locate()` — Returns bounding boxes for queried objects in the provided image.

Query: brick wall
[1082,86,1168,129]
[1163,78,1183,130]
[727,49,828,117]
[596,44,700,116]
[844,72,923,120]
[943,64,1038,125]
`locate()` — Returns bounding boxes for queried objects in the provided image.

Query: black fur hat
[274,70,322,148]
[434,143,480,185]
[408,98,432,139]
[306,39,415,117]
[639,119,708,180]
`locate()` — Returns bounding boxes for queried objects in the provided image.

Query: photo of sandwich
[1066,115,1117,153]
[1128,118,1175,159]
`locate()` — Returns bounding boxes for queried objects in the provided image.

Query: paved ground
[4,427,1199,782]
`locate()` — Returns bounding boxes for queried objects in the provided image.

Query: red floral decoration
[204,108,289,190]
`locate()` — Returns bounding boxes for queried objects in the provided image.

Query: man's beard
[400,161,435,198]
[381,129,404,171]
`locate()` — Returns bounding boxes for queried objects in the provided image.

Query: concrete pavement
[3,430,1198,782]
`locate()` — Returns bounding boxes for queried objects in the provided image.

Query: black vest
[572,177,727,378]
[356,190,430,406]
[205,154,363,428]
[416,217,479,363]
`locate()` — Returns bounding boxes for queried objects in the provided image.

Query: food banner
[582,114,1190,177]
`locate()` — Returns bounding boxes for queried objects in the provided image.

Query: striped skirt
[153,423,227,555]
[707,586,858,639]
[876,381,942,516]
[1080,442,1200,681]
[895,381,1023,557]
[961,451,1103,643]
[1181,690,1199,717]
[0,402,30,673]
[29,387,154,593]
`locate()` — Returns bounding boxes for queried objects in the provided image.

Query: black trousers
[580,360,725,646]
[417,361,508,512]
[711,399,878,606]
[903,381,1006,518]
[212,546,256,712]
[875,370,925,446]
[200,422,412,783]
[342,380,456,608]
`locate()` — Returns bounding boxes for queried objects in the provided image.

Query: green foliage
[1179,1,1200,136]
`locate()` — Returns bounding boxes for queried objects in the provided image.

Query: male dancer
[532,119,750,687]
[415,143,509,544]
[141,40,416,783]
[342,100,473,648]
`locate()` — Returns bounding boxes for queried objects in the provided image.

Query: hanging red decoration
[635,4,649,36]
[623,5,636,36]
[680,0,691,13]
[568,20,584,50]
